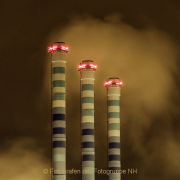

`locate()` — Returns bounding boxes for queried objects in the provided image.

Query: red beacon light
[94,65,97,69]
[77,63,97,71]
[104,79,123,87]
[47,46,53,53]
[115,81,123,86]
[60,45,67,51]
[47,44,69,53]
[104,81,108,87]
[52,45,58,50]
[81,63,87,68]
[77,64,82,70]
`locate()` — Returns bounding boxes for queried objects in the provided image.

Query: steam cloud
[46,14,180,180]
[5,13,177,180]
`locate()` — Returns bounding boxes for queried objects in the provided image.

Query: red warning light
[47,46,53,52]
[77,65,82,71]
[117,81,123,85]
[60,45,66,51]
[52,46,57,51]
[104,79,123,87]
[104,82,108,87]
[47,45,69,53]
[77,63,97,71]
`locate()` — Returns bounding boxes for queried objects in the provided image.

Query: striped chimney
[104,78,123,180]
[48,42,69,180]
[77,60,97,180]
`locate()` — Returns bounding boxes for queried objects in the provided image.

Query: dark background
[0,0,180,180]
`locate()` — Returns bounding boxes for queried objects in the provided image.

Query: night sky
[0,0,180,180]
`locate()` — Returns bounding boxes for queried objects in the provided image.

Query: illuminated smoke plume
[43,14,180,180]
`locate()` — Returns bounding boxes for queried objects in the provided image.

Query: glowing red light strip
[47,45,69,53]
[52,45,58,50]
[77,63,97,70]
[104,80,123,87]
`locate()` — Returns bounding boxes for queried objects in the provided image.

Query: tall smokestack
[104,77,123,180]
[48,42,69,180]
[77,60,97,180]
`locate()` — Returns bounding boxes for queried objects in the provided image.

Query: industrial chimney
[48,42,69,180]
[104,77,122,180]
[77,60,97,180]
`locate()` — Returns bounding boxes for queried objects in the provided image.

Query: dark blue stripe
[109,167,121,171]
[83,154,94,161]
[53,114,65,121]
[109,155,120,161]
[82,142,94,148]
[53,128,65,134]
[109,142,120,149]
[53,141,65,148]
[82,129,94,135]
